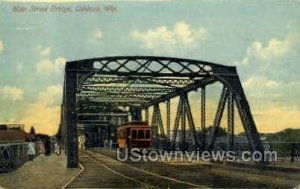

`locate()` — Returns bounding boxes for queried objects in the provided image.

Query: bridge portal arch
[60,56,264,168]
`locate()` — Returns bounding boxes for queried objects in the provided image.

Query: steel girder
[171,96,183,150]
[214,67,265,157]
[200,87,206,150]
[144,77,216,107]
[166,99,171,139]
[171,94,198,151]
[184,93,199,149]
[145,107,149,124]
[207,87,229,151]
[62,56,265,168]
[227,92,234,151]
[69,56,214,75]
[64,72,78,168]
[151,104,168,149]
[81,76,194,86]
[79,86,175,93]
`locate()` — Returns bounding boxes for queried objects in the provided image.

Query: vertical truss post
[155,104,166,137]
[201,87,206,150]
[166,99,171,139]
[181,95,186,151]
[145,107,149,124]
[130,106,142,121]
[152,104,167,149]
[172,97,183,150]
[215,67,265,162]
[59,103,65,150]
[151,105,158,143]
[184,93,199,149]
[156,104,168,149]
[65,71,78,168]
[207,86,229,151]
[228,91,234,151]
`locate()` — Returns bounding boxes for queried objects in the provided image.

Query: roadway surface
[0,151,80,189]
[1,148,299,188]
[65,148,300,188]
[66,150,204,188]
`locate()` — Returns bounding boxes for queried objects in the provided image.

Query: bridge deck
[66,154,142,188]
[2,148,298,188]
[66,150,201,188]
[65,148,300,189]
[0,152,80,189]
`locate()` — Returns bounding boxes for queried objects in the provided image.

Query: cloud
[234,31,295,67]
[16,62,23,74]
[0,40,3,54]
[36,57,66,75]
[0,86,24,101]
[243,76,281,90]
[131,21,207,54]
[241,76,284,100]
[92,28,102,40]
[19,85,62,135]
[38,46,51,57]
[88,28,103,43]
[247,37,291,61]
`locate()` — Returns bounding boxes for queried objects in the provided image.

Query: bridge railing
[0,142,28,172]
[213,142,300,163]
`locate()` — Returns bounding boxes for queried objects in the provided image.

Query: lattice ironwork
[228,91,234,151]
[184,93,199,149]
[61,56,265,168]
[79,86,175,93]
[71,56,213,75]
[82,76,194,86]
[200,87,206,150]
[145,107,149,124]
[0,143,27,172]
[207,87,229,151]
[166,99,171,139]
[172,96,183,150]
[151,104,168,149]
[171,94,199,151]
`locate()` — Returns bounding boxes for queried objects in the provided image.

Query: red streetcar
[117,121,151,149]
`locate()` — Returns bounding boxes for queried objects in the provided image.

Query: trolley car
[117,121,151,149]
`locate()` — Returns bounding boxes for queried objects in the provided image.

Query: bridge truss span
[60,56,265,168]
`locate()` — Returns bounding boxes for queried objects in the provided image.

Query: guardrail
[0,142,28,172]
[214,142,300,162]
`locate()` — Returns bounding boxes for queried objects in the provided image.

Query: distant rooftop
[0,124,25,131]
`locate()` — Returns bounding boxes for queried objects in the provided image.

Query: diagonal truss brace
[183,93,199,149]
[207,86,229,151]
[172,93,199,150]
[151,104,168,148]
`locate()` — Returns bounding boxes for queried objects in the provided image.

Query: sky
[0,0,299,135]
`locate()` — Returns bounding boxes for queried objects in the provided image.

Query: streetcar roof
[120,121,148,126]
[118,121,150,130]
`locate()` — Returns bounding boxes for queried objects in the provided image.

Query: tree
[30,126,36,135]
[205,126,227,137]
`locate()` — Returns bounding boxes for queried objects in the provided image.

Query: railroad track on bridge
[63,150,207,188]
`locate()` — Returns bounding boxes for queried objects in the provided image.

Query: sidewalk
[0,152,81,189]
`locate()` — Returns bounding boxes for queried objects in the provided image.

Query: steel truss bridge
[60,56,265,168]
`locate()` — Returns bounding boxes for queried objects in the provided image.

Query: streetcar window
[132,130,137,139]
[118,130,125,139]
[145,130,150,139]
[138,130,144,139]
